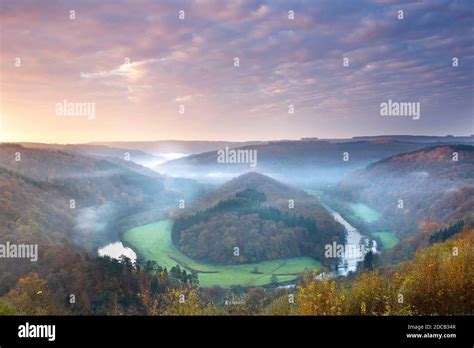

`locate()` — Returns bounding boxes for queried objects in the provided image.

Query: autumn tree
[5,272,60,315]
[162,288,203,315]
[297,273,345,315]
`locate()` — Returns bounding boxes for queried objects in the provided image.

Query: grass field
[123,219,321,288]
[350,203,382,223]
[372,231,399,249]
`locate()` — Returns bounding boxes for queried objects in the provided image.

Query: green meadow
[350,203,382,223]
[123,219,321,288]
[348,203,399,249]
[372,231,399,249]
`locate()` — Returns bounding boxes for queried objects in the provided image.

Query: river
[98,206,376,280]
[330,210,377,276]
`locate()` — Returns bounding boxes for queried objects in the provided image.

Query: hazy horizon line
[3,133,473,146]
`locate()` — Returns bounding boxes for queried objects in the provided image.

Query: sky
[0,0,473,143]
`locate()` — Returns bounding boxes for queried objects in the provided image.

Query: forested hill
[0,144,167,206]
[0,144,183,293]
[366,144,474,181]
[156,140,431,184]
[172,172,345,265]
[19,142,160,167]
[0,144,191,255]
[338,145,474,238]
[177,172,343,232]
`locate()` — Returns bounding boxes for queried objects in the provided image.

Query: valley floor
[123,219,321,288]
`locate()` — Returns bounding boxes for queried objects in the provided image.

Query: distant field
[123,220,321,288]
[350,203,382,223]
[372,231,399,249]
